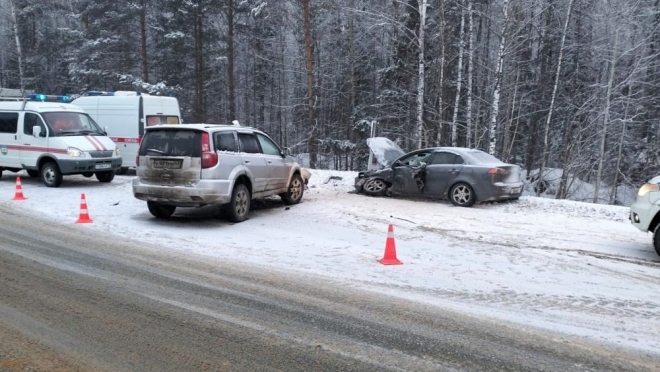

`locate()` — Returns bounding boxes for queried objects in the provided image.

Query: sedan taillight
[488,168,508,175]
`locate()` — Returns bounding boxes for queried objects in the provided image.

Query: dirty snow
[1,169,659,358]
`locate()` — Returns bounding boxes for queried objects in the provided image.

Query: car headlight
[115,147,120,156]
[67,147,86,157]
[638,183,659,196]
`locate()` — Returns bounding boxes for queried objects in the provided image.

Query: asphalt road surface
[0,205,657,372]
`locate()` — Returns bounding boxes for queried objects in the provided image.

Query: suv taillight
[201,132,218,168]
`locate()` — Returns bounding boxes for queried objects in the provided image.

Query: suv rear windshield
[139,130,201,157]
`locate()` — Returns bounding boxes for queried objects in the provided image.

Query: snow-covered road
[2,170,659,357]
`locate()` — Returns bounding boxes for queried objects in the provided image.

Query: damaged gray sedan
[354,138,523,207]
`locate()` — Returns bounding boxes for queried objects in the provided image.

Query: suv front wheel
[226,183,251,223]
[653,225,660,256]
[281,173,304,205]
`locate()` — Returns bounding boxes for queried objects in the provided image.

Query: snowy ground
[2,170,659,358]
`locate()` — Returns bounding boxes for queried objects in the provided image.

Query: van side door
[0,112,21,169]
[19,113,49,169]
[237,132,269,196]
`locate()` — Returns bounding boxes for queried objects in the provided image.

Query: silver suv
[132,124,305,222]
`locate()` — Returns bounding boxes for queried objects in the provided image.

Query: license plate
[510,187,521,194]
[95,164,112,170]
[152,159,183,169]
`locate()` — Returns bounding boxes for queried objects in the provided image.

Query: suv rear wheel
[281,174,304,205]
[147,201,176,219]
[226,183,250,223]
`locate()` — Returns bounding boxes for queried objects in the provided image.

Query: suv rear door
[137,129,202,186]
[237,132,269,195]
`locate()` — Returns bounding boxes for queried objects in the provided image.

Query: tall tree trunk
[537,0,575,197]
[9,0,25,95]
[594,27,619,203]
[227,0,236,121]
[436,0,446,146]
[465,0,475,148]
[488,0,509,155]
[451,1,465,147]
[610,83,632,204]
[139,0,149,82]
[302,0,317,168]
[415,0,428,148]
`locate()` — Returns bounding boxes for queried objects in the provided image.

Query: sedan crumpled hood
[367,137,405,167]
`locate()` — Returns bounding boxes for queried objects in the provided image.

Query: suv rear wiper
[146,148,166,155]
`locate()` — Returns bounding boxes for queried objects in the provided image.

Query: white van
[72,91,182,174]
[0,94,122,187]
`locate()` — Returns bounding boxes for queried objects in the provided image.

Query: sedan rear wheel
[449,183,475,207]
[363,178,388,197]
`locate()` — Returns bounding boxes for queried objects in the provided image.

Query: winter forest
[1,0,659,204]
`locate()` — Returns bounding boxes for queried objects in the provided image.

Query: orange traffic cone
[75,193,93,224]
[12,177,27,200]
[378,224,402,265]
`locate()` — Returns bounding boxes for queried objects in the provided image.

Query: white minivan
[72,91,182,174]
[0,94,122,187]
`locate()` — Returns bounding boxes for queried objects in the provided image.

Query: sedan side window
[399,152,432,166]
[429,152,456,165]
[255,133,281,156]
[238,133,261,154]
[215,132,238,152]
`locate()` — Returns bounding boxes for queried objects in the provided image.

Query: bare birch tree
[415,0,428,148]
[465,0,475,148]
[8,0,25,94]
[488,0,509,155]
[451,1,466,147]
[593,27,619,203]
[537,0,576,197]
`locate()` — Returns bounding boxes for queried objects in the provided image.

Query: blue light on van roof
[28,94,71,102]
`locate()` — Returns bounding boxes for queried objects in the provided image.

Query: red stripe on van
[84,136,101,150]
[109,137,141,144]
[92,136,107,150]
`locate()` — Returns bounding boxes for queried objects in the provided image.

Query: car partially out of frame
[354,138,523,207]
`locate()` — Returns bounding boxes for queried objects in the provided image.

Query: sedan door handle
[267,160,273,164]
[244,160,250,164]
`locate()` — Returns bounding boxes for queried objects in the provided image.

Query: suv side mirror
[32,126,42,138]
[282,147,292,157]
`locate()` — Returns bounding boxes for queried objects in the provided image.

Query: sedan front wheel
[362,178,388,197]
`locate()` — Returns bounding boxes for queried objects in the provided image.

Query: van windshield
[146,115,180,126]
[43,112,105,136]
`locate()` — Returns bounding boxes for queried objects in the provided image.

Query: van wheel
[147,201,176,219]
[96,171,115,183]
[27,170,39,178]
[226,183,250,223]
[281,173,304,205]
[41,162,63,188]
[82,172,94,178]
